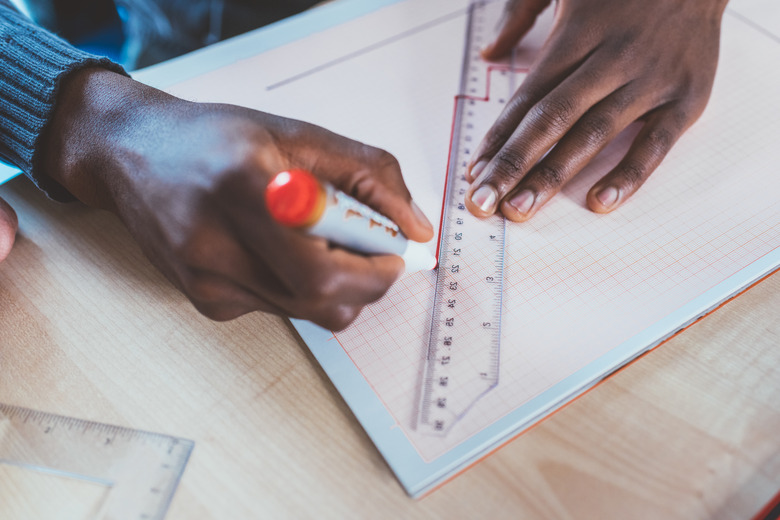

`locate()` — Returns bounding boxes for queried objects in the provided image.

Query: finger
[587,106,687,213]
[185,270,283,321]
[220,157,409,303]
[265,120,435,243]
[257,245,402,330]
[467,40,598,184]
[466,61,629,217]
[179,213,404,313]
[320,148,435,243]
[499,85,647,221]
[229,203,405,306]
[482,0,553,60]
[0,196,18,262]
[291,301,366,332]
[269,238,405,307]
[158,215,382,329]
[174,219,298,301]
[183,264,366,330]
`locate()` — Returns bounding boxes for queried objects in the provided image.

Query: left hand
[465,0,729,221]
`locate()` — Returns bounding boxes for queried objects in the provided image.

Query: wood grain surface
[1,168,779,520]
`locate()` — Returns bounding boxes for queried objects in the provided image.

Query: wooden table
[2,163,779,520]
[2,1,780,518]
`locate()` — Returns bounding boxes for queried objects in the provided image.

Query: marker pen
[265,169,437,273]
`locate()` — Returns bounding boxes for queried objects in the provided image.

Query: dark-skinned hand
[42,69,433,330]
[466,0,729,221]
[0,195,16,263]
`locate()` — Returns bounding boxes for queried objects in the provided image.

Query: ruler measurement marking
[417,0,515,437]
[0,403,192,520]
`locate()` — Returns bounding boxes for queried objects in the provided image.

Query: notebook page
[163,0,780,467]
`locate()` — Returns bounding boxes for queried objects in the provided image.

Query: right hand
[42,69,434,330]
[0,196,17,263]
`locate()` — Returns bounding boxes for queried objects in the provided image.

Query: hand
[42,69,433,330]
[0,195,17,263]
[466,0,729,221]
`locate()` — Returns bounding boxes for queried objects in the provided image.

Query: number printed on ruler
[417,0,525,436]
[0,403,193,520]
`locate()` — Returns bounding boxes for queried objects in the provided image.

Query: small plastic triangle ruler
[0,403,193,520]
[417,0,522,436]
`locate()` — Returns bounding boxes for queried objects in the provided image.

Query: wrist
[40,67,174,211]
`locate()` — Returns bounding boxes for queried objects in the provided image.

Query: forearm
[0,0,127,200]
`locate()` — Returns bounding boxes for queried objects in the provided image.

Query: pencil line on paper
[726,8,780,45]
[265,8,469,91]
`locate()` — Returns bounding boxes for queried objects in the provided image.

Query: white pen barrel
[308,185,408,256]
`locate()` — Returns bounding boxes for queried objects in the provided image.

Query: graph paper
[158,0,780,497]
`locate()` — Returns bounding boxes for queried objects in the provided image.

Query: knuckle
[492,148,532,184]
[669,105,695,131]
[608,30,641,63]
[533,163,568,191]
[300,269,342,302]
[367,282,392,303]
[358,276,393,306]
[202,305,245,322]
[178,237,211,269]
[365,147,401,172]
[319,304,361,332]
[529,97,576,134]
[345,163,397,203]
[676,71,714,103]
[644,127,674,158]
[194,304,221,321]
[478,131,508,159]
[186,274,224,303]
[618,161,647,187]
[579,113,614,146]
[611,89,638,113]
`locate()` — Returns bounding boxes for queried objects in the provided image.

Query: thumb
[0,196,18,262]
[481,0,552,60]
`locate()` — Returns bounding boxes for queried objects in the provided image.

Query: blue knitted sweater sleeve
[0,0,127,200]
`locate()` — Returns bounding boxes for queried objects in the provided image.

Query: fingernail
[508,189,536,216]
[470,185,498,213]
[411,200,433,231]
[596,186,619,209]
[468,159,488,182]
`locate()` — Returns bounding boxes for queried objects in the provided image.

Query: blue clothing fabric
[18,0,321,69]
[0,0,319,200]
[114,0,320,69]
[0,0,126,200]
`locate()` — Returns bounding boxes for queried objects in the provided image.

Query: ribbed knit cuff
[1,1,128,201]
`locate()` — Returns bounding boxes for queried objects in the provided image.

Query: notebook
[51,0,780,497]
